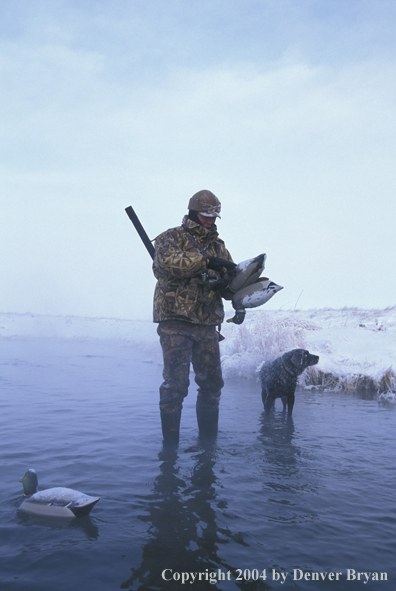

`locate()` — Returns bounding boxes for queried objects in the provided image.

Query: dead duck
[18,469,100,518]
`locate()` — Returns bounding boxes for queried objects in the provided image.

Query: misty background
[1,0,395,321]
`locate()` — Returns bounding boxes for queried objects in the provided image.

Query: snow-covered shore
[221,307,396,401]
[1,308,395,400]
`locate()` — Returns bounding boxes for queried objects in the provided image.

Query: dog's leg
[287,394,295,415]
[264,396,274,413]
[261,385,268,406]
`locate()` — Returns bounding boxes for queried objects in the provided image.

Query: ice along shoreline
[0,307,395,399]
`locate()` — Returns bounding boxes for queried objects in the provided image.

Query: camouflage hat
[188,190,221,218]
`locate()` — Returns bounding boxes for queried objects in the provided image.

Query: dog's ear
[302,350,310,367]
[291,349,305,369]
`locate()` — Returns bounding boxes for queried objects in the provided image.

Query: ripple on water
[0,338,395,591]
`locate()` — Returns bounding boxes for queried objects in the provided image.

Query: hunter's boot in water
[160,410,181,445]
[196,405,219,439]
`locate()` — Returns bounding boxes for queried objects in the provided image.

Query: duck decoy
[18,469,100,518]
[224,254,283,324]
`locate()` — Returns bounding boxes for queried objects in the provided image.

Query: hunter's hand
[207,257,237,275]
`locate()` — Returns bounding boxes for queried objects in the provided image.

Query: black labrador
[260,349,319,415]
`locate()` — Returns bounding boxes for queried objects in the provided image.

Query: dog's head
[283,349,319,376]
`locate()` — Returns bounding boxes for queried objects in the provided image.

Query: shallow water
[0,336,395,591]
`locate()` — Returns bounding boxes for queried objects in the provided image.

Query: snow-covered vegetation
[1,307,395,401]
[222,307,396,400]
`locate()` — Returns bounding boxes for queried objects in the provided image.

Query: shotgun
[125,205,155,260]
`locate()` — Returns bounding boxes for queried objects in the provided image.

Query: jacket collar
[182,215,219,246]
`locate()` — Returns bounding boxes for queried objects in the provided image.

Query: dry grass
[222,309,396,395]
[302,366,396,394]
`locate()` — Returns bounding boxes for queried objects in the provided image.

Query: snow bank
[221,307,396,397]
[1,308,395,398]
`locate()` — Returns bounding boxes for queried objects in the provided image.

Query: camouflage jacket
[153,216,233,325]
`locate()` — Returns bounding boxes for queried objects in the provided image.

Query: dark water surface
[0,337,395,590]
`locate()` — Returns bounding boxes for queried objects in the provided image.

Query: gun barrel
[125,206,155,260]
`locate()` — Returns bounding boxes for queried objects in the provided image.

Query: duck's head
[18,469,38,496]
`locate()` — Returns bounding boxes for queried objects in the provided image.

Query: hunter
[153,190,236,444]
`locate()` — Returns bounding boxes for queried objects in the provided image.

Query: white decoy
[228,253,267,292]
[18,469,100,518]
[225,254,283,323]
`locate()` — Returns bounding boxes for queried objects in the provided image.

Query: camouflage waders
[153,215,233,444]
[157,320,224,442]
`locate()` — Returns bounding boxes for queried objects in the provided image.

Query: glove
[207,257,237,276]
[208,278,230,292]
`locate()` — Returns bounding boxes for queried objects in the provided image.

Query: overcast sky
[1,0,395,320]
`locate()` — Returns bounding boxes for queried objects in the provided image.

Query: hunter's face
[197,214,216,228]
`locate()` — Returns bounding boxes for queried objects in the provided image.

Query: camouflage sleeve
[154,228,207,278]
[224,247,234,263]
[215,239,234,264]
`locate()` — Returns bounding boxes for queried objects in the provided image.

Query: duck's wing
[29,487,100,516]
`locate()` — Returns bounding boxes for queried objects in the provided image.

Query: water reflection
[122,440,270,590]
[17,508,100,540]
[258,411,320,525]
[258,411,297,473]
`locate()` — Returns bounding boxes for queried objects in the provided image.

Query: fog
[1,0,395,320]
